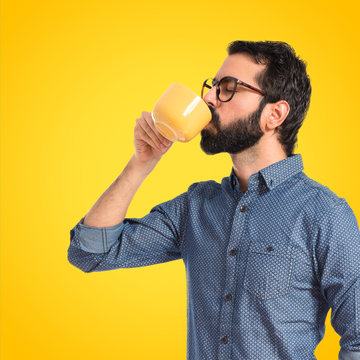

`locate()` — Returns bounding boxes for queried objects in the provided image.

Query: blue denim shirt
[68,154,360,360]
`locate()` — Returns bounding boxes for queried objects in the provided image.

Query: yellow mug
[151,82,212,142]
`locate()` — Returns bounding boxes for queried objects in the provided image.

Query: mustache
[208,106,220,129]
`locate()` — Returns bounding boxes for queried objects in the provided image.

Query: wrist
[129,153,159,175]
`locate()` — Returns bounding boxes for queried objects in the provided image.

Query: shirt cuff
[339,348,360,360]
[75,216,125,253]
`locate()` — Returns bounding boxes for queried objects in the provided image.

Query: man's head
[200,40,312,157]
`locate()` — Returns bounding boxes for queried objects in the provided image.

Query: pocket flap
[249,241,294,257]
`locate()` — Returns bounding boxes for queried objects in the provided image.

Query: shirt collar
[229,153,304,191]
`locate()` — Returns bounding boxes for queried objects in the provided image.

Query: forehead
[215,53,266,87]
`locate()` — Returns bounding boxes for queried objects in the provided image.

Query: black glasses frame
[201,76,266,102]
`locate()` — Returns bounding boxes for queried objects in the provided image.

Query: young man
[68,41,360,360]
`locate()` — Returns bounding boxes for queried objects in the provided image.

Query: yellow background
[1,0,360,358]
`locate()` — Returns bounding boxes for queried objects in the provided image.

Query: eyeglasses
[201,76,266,102]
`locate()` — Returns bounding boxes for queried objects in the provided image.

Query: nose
[203,85,219,109]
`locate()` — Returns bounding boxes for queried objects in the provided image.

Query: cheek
[239,93,261,109]
[216,109,234,127]
[225,104,248,121]
[231,95,262,116]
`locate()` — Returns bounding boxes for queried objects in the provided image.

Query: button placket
[229,248,238,256]
[220,335,228,344]
[217,192,256,360]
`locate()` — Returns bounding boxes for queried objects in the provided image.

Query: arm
[67,185,195,273]
[82,111,172,228]
[312,199,360,359]
[67,111,180,272]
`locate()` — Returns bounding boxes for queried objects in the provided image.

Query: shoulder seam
[314,195,346,227]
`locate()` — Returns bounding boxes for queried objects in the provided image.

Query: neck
[230,140,287,193]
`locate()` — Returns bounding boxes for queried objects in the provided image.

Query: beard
[200,101,266,155]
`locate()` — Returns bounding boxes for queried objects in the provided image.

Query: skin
[82,53,291,227]
[201,53,290,193]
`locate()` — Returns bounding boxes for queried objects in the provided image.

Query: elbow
[67,245,98,273]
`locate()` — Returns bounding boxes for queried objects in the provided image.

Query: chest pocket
[243,241,295,300]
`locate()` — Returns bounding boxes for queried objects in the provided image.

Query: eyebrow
[213,75,233,82]
[214,75,259,89]
[212,75,235,86]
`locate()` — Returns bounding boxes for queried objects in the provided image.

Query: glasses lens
[218,77,237,101]
[201,78,213,99]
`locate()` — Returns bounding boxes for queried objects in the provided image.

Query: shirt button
[229,249,237,256]
[225,293,232,301]
[220,336,228,344]
[240,205,247,212]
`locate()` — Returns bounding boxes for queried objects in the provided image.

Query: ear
[265,100,290,131]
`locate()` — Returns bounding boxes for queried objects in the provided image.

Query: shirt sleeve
[312,199,360,358]
[67,183,197,273]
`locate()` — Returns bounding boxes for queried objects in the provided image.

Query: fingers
[143,111,171,145]
[136,111,171,151]
[135,122,162,152]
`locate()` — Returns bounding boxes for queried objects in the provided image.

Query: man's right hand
[133,111,173,165]
[81,111,174,228]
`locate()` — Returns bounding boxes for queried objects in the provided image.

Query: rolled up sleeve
[74,216,125,253]
[67,183,197,273]
[313,199,360,358]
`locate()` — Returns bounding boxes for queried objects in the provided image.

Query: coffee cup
[151,82,212,142]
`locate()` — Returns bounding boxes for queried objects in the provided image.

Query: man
[68,41,360,359]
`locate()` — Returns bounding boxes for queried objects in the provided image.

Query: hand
[133,111,173,164]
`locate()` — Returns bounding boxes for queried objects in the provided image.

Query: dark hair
[227,40,311,157]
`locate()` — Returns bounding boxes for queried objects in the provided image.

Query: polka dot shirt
[68,154,360,360]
